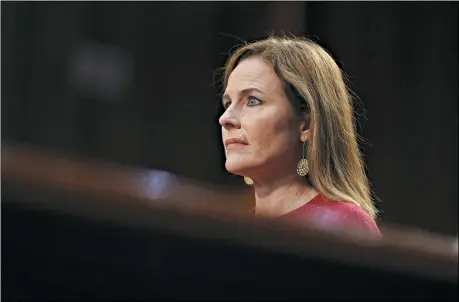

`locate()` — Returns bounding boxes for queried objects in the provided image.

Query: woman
[219,36,381,236]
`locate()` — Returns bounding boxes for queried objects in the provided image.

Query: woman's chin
[225,161,252,176]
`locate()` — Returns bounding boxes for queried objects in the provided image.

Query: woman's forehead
[226,57,282,94]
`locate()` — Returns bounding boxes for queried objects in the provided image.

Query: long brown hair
[222,36,378,219]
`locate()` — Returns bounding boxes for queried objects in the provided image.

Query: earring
[297,140,309,177]
[244,176,254,185]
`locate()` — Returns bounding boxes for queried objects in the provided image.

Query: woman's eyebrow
[222,87,264,103]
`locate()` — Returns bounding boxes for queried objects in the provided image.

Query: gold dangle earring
[244,176,254,186]
[296,140,309,177]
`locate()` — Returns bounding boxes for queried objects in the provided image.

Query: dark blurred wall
[305,2,458,235]
[1,2,457,235]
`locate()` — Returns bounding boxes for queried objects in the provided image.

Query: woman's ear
[299,112,310,142]
[300,129,310,142]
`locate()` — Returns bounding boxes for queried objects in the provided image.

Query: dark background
[2,1,457,235]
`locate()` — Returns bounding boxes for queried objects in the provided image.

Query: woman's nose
[219,109,241,130]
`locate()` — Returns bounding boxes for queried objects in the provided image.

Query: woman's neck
[252,175,318,218]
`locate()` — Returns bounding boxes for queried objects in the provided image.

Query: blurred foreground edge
[2,144,457,301]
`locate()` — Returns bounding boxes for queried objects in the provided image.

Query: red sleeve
[337,203,382,237]
[283,196,381,237]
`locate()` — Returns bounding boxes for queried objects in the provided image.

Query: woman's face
[219,57,307,180]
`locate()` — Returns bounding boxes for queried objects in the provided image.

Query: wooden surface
[2,144,458,300]
[2,144,253,215]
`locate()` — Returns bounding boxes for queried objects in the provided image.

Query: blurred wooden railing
[1,144,254,215]
[2,144,457,300]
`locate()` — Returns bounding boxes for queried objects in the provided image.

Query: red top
[279,194,381,237]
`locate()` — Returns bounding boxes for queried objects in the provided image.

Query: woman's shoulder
[281,194,381,236]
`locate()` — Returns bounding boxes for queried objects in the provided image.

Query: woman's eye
[247,96,262,107]
[223,101,231,109]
